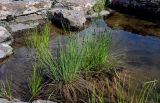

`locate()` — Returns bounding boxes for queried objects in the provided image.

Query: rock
[0,26,13,45]
[52,0,96,13]
[32,100,56,103]
[0,98,10,103]
[86,10,110,18]
[15,13,47,23]
[0,43,13,59]
[110,0,160,17]
[0,0,52,20]
[9,22,40,32]
[48,8,86,29]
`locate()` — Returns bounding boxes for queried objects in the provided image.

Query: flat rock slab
[0,0,52,20]
[53,0,96,13]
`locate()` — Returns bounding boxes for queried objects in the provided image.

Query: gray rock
[15,13,47,23]
[0,98,56,103]
[0,98,10,103]
[9,22,40,32]
[48,8,86,28]
[86,10,110,18]
[0,0,52,20]
[0,26,13,45]
[0,43,13,59]
[32,100,56,103]
[52,0,96,13]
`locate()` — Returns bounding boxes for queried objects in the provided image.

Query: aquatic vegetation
[0,78,12,100]
[82,32,110,71]
[94,0,106,13]
[116,78,158,103]
[27,24,113,102]
[27,24,159,103]
[28,64,42,100]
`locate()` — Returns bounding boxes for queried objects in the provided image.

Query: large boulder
[48,8,86,29]
[110,0,160,17]
[49,0,96,29]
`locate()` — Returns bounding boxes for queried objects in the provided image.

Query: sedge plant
[82,32,111,71]
[27,23,112,102]
[0,77,12,100]
[28,64,42,100]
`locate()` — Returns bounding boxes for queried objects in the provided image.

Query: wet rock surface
[110,0,160,18]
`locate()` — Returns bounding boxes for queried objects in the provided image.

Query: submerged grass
[28,64,42,100]
[116,75,159,103]
[82,32,110,70]
[28,24,111,82]
[27,24,112,102]
[0,77,12,100]
[26,23,160,103]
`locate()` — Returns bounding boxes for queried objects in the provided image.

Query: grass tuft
[28,64,42,100]
[0,77,12,100]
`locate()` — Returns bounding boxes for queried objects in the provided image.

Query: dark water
[0,11,160,100]
[105,12,160,84]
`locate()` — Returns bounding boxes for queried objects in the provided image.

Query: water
[105,12,160,84]
[0,11,160,100]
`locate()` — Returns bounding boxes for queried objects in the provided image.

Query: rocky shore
[0,0,112,60]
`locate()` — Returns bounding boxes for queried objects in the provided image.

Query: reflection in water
[83,19,160,82]
[105,12,160,36]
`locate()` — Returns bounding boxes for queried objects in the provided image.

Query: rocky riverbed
[0,0,160,103]
[0,0,111,60]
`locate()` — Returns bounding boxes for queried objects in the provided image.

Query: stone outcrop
[49,0,96,29]
[48,8,86,29]
[52,0,96,14]
[0,0,52,20]
[0,26,13,60]
[0,0,99,31]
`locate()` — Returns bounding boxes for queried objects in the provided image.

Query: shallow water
[105,12,160,37]
[0,11,160,100]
